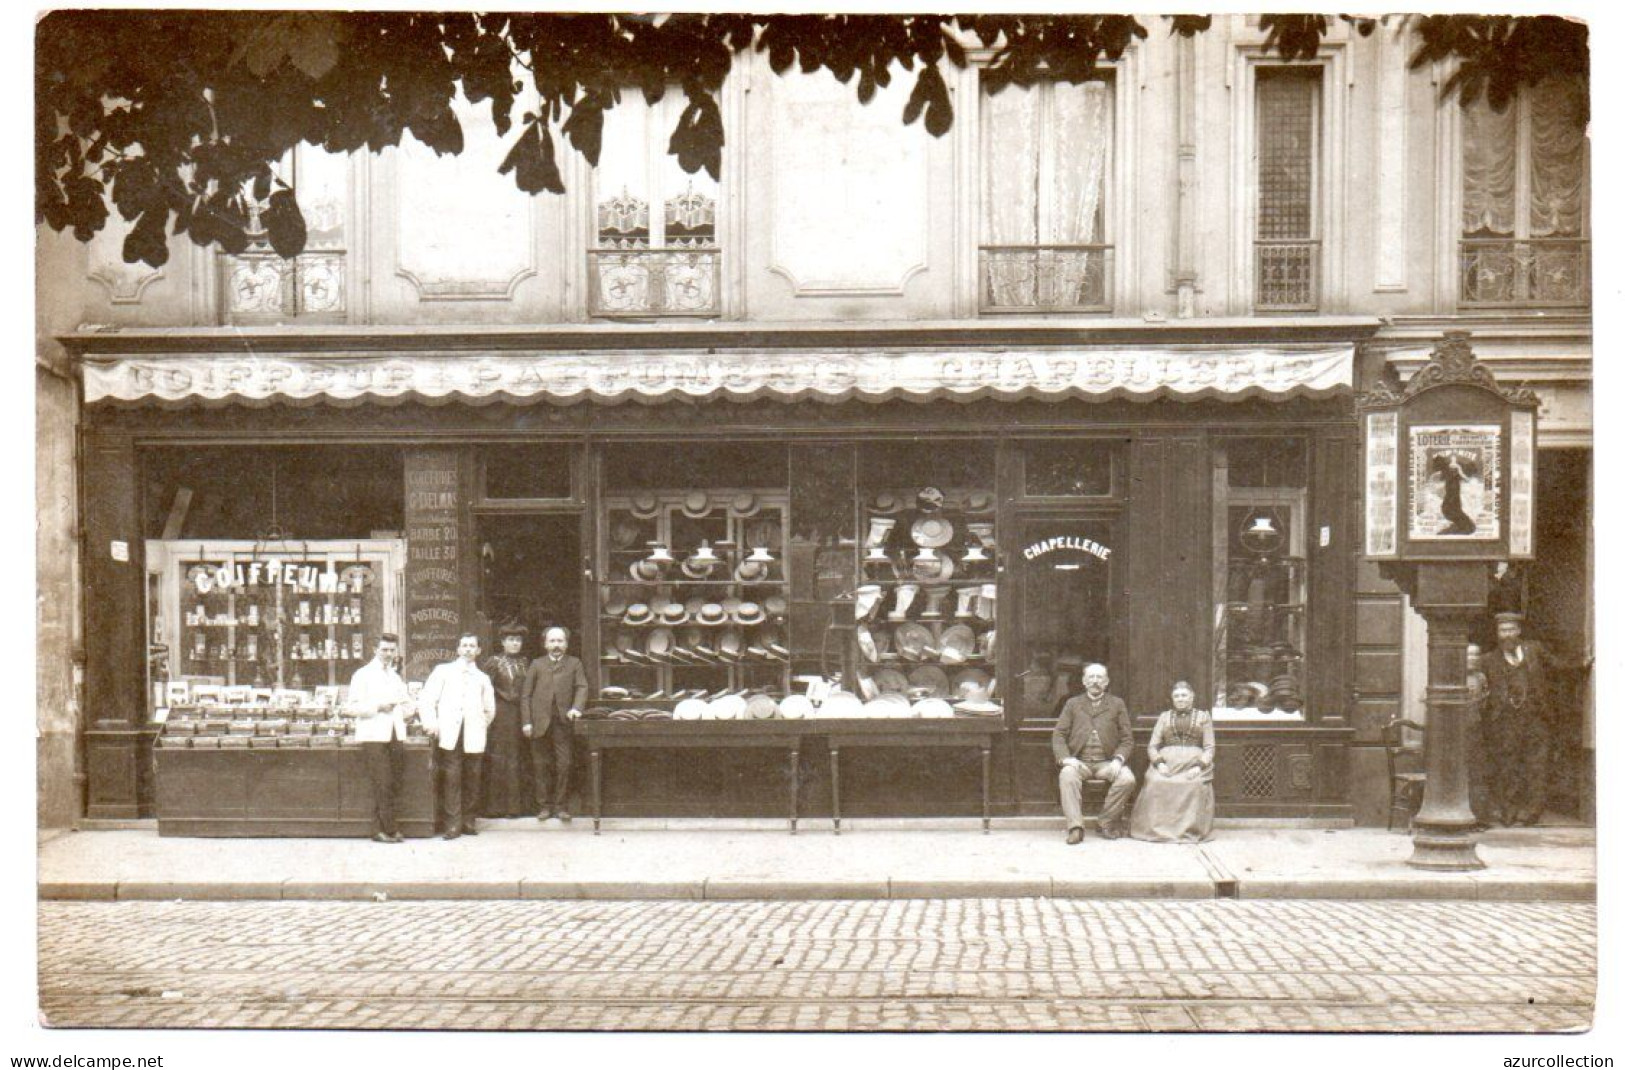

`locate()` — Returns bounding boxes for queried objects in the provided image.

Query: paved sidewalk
[38,820,1594,902]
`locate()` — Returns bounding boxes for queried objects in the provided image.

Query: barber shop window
[1212,437,1309,716]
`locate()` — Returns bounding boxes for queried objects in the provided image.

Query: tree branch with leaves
[36,12,1587,269]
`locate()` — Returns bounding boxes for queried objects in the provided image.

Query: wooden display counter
[576,718,1005,835]
[154,743,437,837]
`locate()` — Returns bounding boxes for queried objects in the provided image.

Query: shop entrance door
[1008,515,1125,811]
[477,514,582,644]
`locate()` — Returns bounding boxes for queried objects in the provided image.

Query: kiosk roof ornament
[1358,331,1539,410]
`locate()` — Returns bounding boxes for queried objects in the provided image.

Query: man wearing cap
[419,634,496,840]
[1481,611,1586,827]
[1053,663,1137,844]
[522,626,589,822]
[342,633,411,843]
[481,624,532,818]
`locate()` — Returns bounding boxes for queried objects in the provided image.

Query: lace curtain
[985,81,1109,245]
[984,81,1110,305]
[1462,75,1586,238]
[1529,76,1586,238]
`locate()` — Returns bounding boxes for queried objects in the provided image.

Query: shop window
[590,439,999,721]
[853,441,999,704]
[1253,67,1321,312]
[1021,439,1119,497]
[980,75,1114,313]
[142,446,404,541]
[1212,438,1309,717]
[590,92,721,317]
[598,442,790,707]
[141,445,407,719]
[1460,75,1589,308]
[477,445,573,501]
[220,145,349,324]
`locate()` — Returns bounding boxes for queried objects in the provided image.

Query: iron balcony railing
[1459,237,1590,309]
[979,244,1113,313]
[588,247,721,317]
[1254,239,1320,313]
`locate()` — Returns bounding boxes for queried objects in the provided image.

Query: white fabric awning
[82,346,1355,406]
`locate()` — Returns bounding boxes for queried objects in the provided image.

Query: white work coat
[343,658,411,743]
[419,658,495,754]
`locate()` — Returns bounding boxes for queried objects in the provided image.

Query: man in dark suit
[521,625,589,822]
[1052,662,1137,844]
[1481,611,1587,826]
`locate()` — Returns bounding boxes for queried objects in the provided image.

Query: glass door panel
[1010,516,1123,807]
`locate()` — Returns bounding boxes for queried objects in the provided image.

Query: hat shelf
[598,490,791,714]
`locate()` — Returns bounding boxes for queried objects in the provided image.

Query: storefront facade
[41,19,1592,829]
[71,323,1378,825]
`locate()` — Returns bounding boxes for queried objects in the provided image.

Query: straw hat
[730,492,760,517]
[622,603,654,626]
[681,543,722,580]
[821,691,864,719]
[912,697,955,719]
[779,694,813,720]
[871,492,903,515]
[697,603,727,626]
[964,491,995,514]
[866,693,911,719]
[744,693,779,720]
[733,601,766,626]
[673,698,707,721]
[629,558,665,582]
[874,667,911,695]
[709,694,746,720]
[659,603,690,626]
[910,516,955,549]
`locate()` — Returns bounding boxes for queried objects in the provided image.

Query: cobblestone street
[38,898,1594,1032]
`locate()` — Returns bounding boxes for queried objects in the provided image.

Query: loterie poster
[1407,424,1501,541]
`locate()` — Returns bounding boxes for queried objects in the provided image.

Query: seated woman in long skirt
[1129,680,1216,843]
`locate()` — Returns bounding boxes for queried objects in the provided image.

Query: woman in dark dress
[481,624,531,817]
[1129,680,1216,843]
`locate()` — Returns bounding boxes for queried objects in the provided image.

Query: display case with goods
[1210,438,1310,721]
[594,490,791,720]
[144,539,425,835]
[147,539,406,702]
[847,484,1001,718]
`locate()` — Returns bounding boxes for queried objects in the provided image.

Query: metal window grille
[1254,69,1320,311]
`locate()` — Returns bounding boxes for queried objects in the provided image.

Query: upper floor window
[221,146,348,324]
[1253,67,1321,313]
[980,75,1113,313]
[1460,75,1589,309]
[591,93,721,317]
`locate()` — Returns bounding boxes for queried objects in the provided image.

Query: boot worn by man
[1066,827,1084,846]
[1098,820,1124,840]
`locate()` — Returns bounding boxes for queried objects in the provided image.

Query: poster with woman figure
[1407,425,1501,541]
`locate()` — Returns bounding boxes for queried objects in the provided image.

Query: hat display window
[590,439,999,723]
[597,481,790,711]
